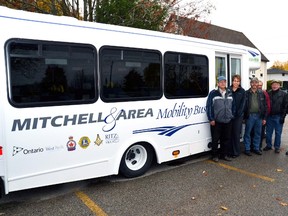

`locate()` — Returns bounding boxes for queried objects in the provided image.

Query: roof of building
[164,16,269,62]
[267,68,288,74]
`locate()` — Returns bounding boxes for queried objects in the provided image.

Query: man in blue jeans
[263,80,288,153]
[243,77,267,156]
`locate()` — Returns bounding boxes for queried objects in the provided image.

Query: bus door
[229,55,242,80]
[215,54,242,87]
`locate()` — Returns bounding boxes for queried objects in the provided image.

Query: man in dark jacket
[250,80,271,152]
[206,76,235,162]
[243,77,267,156]
[263,80,288,153]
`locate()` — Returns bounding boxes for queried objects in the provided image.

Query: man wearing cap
[250,80,271,152]
[263,80,288,153]
[243,77,267,156]
[206,76,235,162]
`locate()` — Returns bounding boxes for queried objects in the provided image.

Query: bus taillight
[0,146,2,155]
[172,150,180,158]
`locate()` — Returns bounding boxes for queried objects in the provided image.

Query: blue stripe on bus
[133,122,209,137]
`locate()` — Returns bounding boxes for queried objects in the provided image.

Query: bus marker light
[172,150,180,157]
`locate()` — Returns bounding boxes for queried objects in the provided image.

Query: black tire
[119,143,153,178]
[0,179,4,198]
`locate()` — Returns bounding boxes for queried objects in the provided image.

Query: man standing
[243,77,267,156]
[263,80,287,153]
[258,80,271,147]
[206,76,234,162]
[250,80,271,152]
[258,81,271,115]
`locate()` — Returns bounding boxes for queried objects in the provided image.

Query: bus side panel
[7,157,111,192]
[4,104,120,192]
[120,98,211,164]
[4,97,211,192]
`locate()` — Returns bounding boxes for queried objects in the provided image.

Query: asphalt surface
[1,122,288,216]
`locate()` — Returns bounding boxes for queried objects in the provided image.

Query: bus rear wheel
[119,143,153,178]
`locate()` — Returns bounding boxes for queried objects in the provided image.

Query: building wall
[267,73,288,81]
[250,61,268,89]
[257,62,268,89]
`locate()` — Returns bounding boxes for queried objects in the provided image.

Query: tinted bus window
[6,39,97,107]
[100,46,162,102]
[164,52,209,98]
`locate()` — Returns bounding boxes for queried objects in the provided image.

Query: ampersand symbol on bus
[102,107,123,132]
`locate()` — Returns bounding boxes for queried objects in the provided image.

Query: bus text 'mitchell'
[11,108,154,131]
[11,113,103,131]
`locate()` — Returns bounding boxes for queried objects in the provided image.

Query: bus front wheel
[119,143,153,178]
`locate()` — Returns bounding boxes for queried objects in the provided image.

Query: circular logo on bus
[78,136,91,149]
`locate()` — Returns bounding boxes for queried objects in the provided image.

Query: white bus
[0,6,261,196]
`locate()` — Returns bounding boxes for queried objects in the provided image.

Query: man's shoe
[275,149,280,153]
[221,156,232,161]
[244,151,252,156]
[254,151,262,155]
[286,151,288,155]
[212,157,219,162]
[263,146,272,151]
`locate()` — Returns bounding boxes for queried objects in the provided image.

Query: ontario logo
[12,146,44,156]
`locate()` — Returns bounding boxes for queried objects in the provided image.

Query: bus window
[6,39,97,107]
[231,57,241,77]
[215,56,226,80]
[164,52,208,98]
[100,46,162,102]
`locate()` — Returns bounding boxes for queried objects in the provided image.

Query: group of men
[206,76,288,162]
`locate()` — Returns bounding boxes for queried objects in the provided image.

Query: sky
[206,0,288,67]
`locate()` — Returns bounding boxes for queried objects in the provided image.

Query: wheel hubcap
[125,145,147,171]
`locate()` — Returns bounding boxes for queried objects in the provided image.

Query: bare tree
[161,0,215,32]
